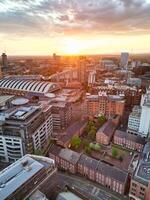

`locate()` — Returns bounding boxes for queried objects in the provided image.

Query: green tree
[95,143,101,151]
[98,115,107,127]
[112,147,118,157]
[71,135,81,149]
[89,142,95,149]
[88,127,97,140]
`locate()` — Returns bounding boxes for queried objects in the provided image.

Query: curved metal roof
[0,78,58,94]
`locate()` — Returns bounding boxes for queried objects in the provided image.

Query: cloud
[0,0,150,38]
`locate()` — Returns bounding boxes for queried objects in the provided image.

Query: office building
[127,106,141,134]
[0,154,55,200]
[129,143,150,200]
[120,52,129,69]
[139,87,150,137]
[51,101,72,132]
[1,53,8,71]
[0,104,53,162]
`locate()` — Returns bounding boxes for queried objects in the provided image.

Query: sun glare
[64,38,81,55]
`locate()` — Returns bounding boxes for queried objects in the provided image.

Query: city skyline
[0,0,150,55]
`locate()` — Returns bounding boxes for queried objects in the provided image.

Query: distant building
[88,70,96,85]
[1,53,8,71]
[0,104,53,162]
[0,154,55,200]
[127,78,141,87]
[114,130,145,152]
[97,85,142,109]
[129,143,150,200]
[120,52,129,69]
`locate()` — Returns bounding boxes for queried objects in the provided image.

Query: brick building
[96,120,118,145]
[84,92,125,118]
[114,130,145,152]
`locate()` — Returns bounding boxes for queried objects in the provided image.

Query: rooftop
[7,106,39,120]
[114,130,145,145]
[78,154,99,170]
[0,155,43,200]
[97,161,128,183]
[97,120,117,137]
[0,78,59,94]
[134,143,150,186]
[59,148,81,165]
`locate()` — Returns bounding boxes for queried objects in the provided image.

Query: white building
[127,106,141,134]
[138,87,150,137]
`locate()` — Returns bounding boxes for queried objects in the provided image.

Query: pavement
[57,171,129,200]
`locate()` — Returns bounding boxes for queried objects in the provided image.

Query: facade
[127,106,141,134]
[95,85,142,109]
[0,154,55,200]
[49,145,129,195]
[96,120,118,145]
[0,104,53,162]
[139,87,150,137]
[0,77,60,97]
[129,143,150,200]
[51,101,72,131]
[49,145,81,174]
[84,92,125,118]
[96,161,128,194]
[57,120,87,147]
[113,130,145,152]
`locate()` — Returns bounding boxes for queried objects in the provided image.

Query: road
[58,172,128,200]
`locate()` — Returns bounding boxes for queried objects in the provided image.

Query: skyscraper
[120,52,129,69]
[1,52,8,70]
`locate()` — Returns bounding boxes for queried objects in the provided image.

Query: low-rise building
[49,145,81,174]
[96,120,118,145]
[0,154,55,200]
[114,130,145,152]
[57,120,87,147]
[129,143,150,200]
[96,161,128,194]
[77,154,98,181]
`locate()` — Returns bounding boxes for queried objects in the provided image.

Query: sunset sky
[0,0,150,55]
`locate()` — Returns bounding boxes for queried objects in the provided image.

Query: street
[57,171,128,200]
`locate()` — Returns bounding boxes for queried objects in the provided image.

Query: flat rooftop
[134,143,150,186]
[7,106,39,120]
[0,155,54,200]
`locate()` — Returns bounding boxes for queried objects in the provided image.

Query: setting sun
[63,38,82,55]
